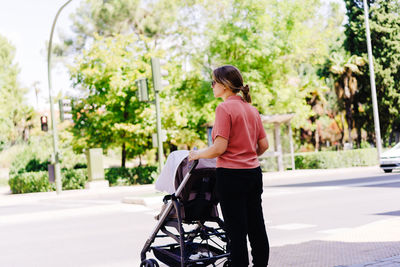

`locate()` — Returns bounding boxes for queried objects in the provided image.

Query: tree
[328,52,366,146]
[344,0,400,144]
[0,34,34,149]
[69,34,156,167]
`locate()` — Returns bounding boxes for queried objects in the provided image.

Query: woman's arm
[188,137,228,161]
[256,137,269,156]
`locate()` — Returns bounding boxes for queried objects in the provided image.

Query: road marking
[269,223,316,230]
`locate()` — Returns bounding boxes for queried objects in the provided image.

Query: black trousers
[216,167,269,267]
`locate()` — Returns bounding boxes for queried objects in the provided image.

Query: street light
[47,0,73,194]
[363,0,382,160]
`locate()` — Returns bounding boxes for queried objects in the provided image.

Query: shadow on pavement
[375,210,400,217]
[269,240,400,267]
[270,174,400,188]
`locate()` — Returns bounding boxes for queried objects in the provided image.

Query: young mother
[188,65,270,266]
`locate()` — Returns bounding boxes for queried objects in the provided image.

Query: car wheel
[384,169,393,173]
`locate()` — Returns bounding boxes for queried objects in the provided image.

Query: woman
[188,65,270,267]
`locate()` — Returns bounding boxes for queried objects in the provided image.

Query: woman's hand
[188,150,200,161]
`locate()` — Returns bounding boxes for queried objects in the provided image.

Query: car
[380,143,400,173]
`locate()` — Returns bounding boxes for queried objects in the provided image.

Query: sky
[0,0,346,113]
[0,0,81,112]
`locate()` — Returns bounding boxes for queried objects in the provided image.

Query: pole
[363,0,382,160]
[155,91,164,171]
[48,0,73,194]
[288,122,295,170]
[151,58,164,171]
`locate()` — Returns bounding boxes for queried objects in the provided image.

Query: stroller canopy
[155,150,216,194]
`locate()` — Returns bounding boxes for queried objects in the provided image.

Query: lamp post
[47,0,73,194]
[363,0,382,160]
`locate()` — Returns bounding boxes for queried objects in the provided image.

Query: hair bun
[241,84,250,94]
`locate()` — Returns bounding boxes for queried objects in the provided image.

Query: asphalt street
[0,166,399,267]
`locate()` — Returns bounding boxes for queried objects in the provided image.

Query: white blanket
[155,150,189,194]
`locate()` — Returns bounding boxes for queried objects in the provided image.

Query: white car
[380,143,400,173]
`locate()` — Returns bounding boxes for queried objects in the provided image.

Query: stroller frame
[140,160,230,267]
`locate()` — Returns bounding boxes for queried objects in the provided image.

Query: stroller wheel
[140,259,159,267]
[223,260,231,267]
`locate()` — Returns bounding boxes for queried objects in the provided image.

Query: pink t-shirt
[211,95,266,169]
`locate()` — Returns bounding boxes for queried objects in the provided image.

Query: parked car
[380,143,400,173]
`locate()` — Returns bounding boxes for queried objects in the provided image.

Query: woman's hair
[212,65,251,103]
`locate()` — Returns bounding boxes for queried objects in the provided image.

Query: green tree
[344,0,400,144]
[0,34,34,148]
[327,52,366,146]
[203,0,344,151]
[69,34,156,167]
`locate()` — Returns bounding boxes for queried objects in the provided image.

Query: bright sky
[0,0,81,112]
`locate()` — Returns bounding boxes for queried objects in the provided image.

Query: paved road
[0,166,399,267]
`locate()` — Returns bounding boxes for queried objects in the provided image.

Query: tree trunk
[121,142,126,168]
[345,101,353,148]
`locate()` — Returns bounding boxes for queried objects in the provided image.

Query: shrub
[25,158,50,173]
[8,169,88,194]
[105,165,158,186]
[62,169,88,190]
[73,162,87,169]
[260,148,378,171]
[9,136,53,175]
[8,171,54,194]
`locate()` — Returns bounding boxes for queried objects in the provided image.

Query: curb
[122,195,164,206]
[0,184,156,206]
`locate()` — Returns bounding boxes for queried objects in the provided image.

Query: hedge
[8,165,158,193]
[105,166,158,186]
[260,148,378,172]
[8,169,88,194]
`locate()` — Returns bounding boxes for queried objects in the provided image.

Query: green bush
[62,169,88,190]
[8,171,54,194]
[73,162,87,169]
[25,158,50,173]
[8,135,87,175]
[9,136,53,175]
[8,169,88,194]
[105,165,158,186]
[260,148,378,171]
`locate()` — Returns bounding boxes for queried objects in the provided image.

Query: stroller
[140,151,231,267]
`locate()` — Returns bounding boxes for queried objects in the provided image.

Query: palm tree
[329,52,365,147]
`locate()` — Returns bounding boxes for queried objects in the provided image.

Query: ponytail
[240,84,251,103]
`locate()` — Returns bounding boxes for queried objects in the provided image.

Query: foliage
[65,0,349,157]
[69,34,157,167]
[105,166,157,186]
[24,158,50,173]
[0,34,35,148]
[8,169,88,194]
[8,171,53,194]
[62,169,88,190]
[9,136,53,175]
[260,148,378,171]
[57,0,187,55]
[344,0,400,143]
[9,133,86,176]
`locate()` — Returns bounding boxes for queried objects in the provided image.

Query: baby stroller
[140,151,230,267]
